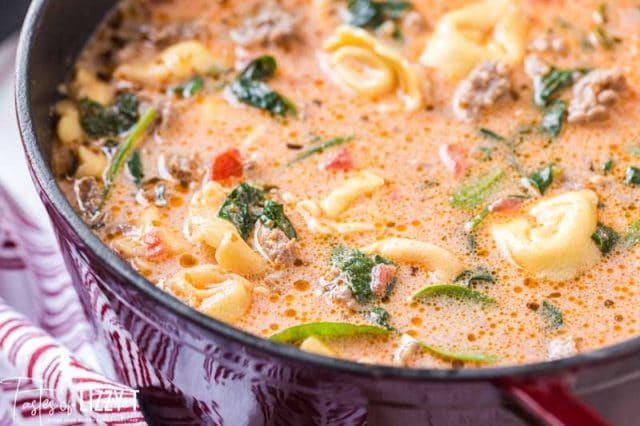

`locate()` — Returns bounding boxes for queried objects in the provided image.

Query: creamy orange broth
[53,0,640,368]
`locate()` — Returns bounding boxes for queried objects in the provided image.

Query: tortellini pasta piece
[320,170,385,218]
[75,146,107,179]
[55,100,84,145]
[71,69,114,105]
[420,0,529,80]
[166,264,253,323]
[114,41,225,86]
[297,170,384,235]
[491,190,601,282]
[186,182,267,276]
[323,26,424,111]
[299,336,339,357]
[361,238,464,283]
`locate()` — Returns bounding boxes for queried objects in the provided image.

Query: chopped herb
[623,220,640,248]
[464,208,490,232]
[230,55,296,116]
[541,301,563,331]
[270,322,391,344]
[526,164,558,195]
[541,99,566,137]
[260,200,297,239]
[288,136,354,165]
[591,223,619,255]
[455,268,495,287]
[79,93,140,138]
[624,166,640,186]
[218,183,265,240]
[126,150,144,187]
[479,128,506,141]
[412,285,496,305]
[101,106,158,206]
[332,246,396,305]
[534,69,574,107]
[347,0,412,29]
[449,168,505,210]
[170,76,204,98]
[416,341,498,364]
[154,183,167,207]
[365,307,396,331]
[603,158,614,174]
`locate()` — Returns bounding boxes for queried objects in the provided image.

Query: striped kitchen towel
[0,184,146,425]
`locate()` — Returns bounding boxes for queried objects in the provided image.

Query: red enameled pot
[15,1,640,424]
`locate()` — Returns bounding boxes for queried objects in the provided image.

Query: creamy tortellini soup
[53,0,640,368]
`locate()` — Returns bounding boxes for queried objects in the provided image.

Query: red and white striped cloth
[0,184,146,425]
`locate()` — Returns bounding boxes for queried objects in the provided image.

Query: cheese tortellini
[420,0,529,80]
[166,264,253,323]
[75,146,107,179]
[297,170,385,235]
[491,190,601,282]
[323,26,424,111]
[114,41,226,86]
[361,238,464,283]
[55,100,84,145]
[187,182,267,276]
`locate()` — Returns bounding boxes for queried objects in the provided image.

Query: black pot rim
[15,0,640,383]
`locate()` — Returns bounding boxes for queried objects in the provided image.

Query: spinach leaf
[541,100,566,137]
[270,322,391,343]
[533,69,576,107]
[218,183,297,240]
[218,183,266,240]
[230,56,296,116]
[101,106,158,206]
[541,300,563,331]
[624,166,640,186]
[126,150,144,187]
[603,158,614,175]
[412,285,496,305]
[171,76,204,98]
[332,246,396,304]
[288,136,354,165]
[347,0,411,29]
[455,268,495,287]
[479,127,507,141]
[416,341,498,363]
[623,220,640,249]
[526,164,558,194]
[365,307,396,331]
[260,200,297,239]
[79,93,140,138]
[449,168,505,210]
[591,223,619,255]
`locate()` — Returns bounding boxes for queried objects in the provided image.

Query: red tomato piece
[322,147,354,171]
[142,229,167,260]
[211,148,243,181]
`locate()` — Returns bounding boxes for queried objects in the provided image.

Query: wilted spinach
[526,164,558,195]
[126,150,144,187]
[331,246,397,305]
[541,100,566,137]
[365,307,396,331]
[79,93,140,138]
[218,183,296,240]
[541,301,563,331]
[455,268,495,287]
[230,56,296,116]
[591,223,619,255]
[347,0,412,29]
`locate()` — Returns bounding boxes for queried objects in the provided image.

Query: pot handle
[503,379,610,426]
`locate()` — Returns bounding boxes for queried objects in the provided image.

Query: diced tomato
[489,197,525,213]
[438,144,467,177]
[370,264,398,296]
[142,229,167,260]
[321,147,354,172]
[210,148,243,181]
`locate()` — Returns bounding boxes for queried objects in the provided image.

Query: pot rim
[15,0,640,383]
